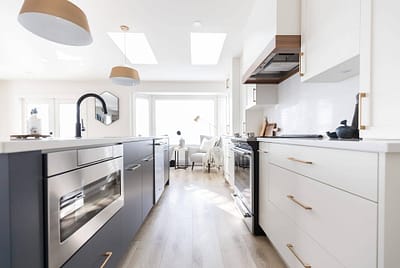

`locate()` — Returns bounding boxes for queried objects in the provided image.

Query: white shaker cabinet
[359,0,400,139]
[258,140,400,268]
[300,0,360,82]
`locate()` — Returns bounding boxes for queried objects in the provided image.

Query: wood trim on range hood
[242,35,301,84]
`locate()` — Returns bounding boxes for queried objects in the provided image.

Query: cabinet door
[142,155,154,221]
[359,0,400,139]
[121,161,143,250]
[300,0,360,82]
[0,155,10,268]
[63,212,123,268]
[124,140,153,163]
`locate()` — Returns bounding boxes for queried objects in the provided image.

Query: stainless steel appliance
[154,137,169,203]
[45,145,123,268]
[231,138,263,235]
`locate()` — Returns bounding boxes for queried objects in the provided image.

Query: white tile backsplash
[263,74,359,135]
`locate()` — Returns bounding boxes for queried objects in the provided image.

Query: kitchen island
[0,137,164,268]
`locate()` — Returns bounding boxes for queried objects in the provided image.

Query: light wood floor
[119,168,286,268]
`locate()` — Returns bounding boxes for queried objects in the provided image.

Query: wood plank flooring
[119,168,286,268]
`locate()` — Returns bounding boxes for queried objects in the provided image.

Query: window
[135,97,150,136]
[58,103,77,138]
[154,98,215,145]
[23,99,54,135]
[22,98,86,138]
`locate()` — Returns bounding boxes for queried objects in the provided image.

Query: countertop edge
[257,137,400,153]
[0,137,158,154]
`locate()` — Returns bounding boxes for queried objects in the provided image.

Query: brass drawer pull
[287,244,311,268]
[287,157,313,165]
[287,195,312,210]
[100,251,113,268]
[359,92,367,130]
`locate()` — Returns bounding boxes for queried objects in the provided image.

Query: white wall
[263,74,359,135]
[136,81,225,94]
[0,79,133,138]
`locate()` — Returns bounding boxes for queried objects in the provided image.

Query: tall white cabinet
[359,0,400,139]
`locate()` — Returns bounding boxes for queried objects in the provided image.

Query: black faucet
[75,93,108,138]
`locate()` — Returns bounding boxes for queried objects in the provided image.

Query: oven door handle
[233,195,252,218]
[125,163,141,171]
[230,148,252,156]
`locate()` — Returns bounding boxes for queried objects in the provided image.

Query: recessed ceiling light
[190,33,226,65]
[193,21,202,27]
[108,32,158,64]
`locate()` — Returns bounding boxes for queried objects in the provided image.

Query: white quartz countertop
[0,136,155,154]
[257,137,400,153]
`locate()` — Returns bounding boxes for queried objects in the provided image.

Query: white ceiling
[0,0,255,81]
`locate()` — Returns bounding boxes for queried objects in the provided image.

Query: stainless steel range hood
[242,35,301,84]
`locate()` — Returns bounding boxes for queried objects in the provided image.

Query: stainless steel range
[231,137,263,235]
[44,145,124,268]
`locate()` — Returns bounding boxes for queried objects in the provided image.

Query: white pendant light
[18,0,92,46]
[109,25,140,86]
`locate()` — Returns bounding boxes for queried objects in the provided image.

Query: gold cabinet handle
[287,244,311,268]
[287,157,312,165]
[287,195,312,210]
[359,92,367,130]
[299,52,305,77]
[100,251,113,268]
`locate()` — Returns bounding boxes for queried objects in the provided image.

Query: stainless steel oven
[45,145,123,268]
[232,144,254,232]
[231,138,263,235]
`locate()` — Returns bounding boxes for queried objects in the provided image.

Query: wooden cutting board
[264,123,277,137]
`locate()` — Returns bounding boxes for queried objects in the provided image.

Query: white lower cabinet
[269,164,377,268]
[222,138,234,186]
[259,141,384,268]
[266,201,345,268]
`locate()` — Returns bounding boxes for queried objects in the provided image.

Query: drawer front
[124,140,153,164]
[62,211,123,268]
[266,201,344,268]
[259,141,270,152]
[269,143,378,201]
[269,164,377,268]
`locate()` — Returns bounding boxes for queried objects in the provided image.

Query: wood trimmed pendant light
[109,25,140,86]
[18,0,92,46]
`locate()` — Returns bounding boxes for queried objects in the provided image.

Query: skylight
[190,33,227,65]
[108,32,158,64]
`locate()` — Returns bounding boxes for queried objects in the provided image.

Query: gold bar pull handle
[287,244,312,268]
[359,92,367,130]
[100,251,113,268]
[300,52,305,77]
[288,157,312,165]
[287,195,312,210]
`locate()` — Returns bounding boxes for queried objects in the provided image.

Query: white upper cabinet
[245,84,278,109]
[300,0,360,82]
[241,0,300,78]
[359,0,400,139]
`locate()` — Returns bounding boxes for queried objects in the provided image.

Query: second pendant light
[110,25,140,86]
